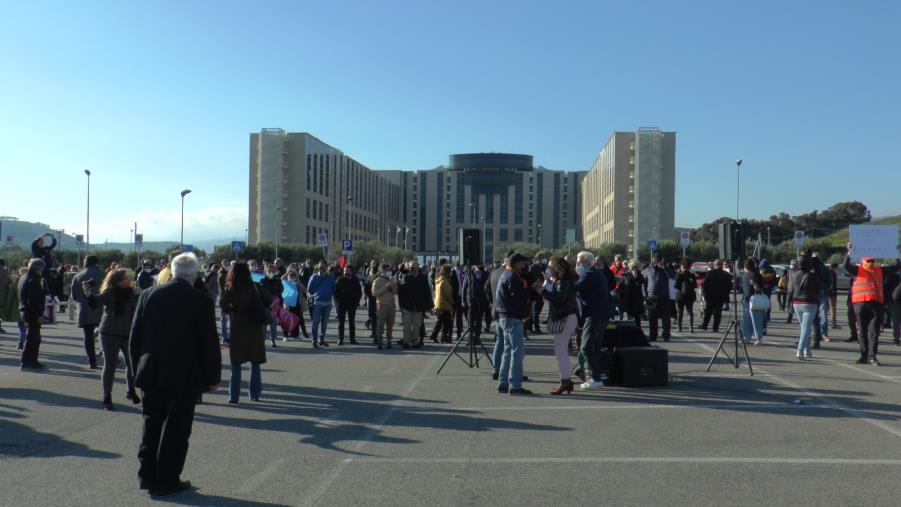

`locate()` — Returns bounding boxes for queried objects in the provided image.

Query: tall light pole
[736,159,742,222]
[481,216,486,264]
[346,195,353,241]
[404,226,409,251]
[537,224,542,247]
[275,206,282,259]
[180,189,191,249]
[84,170,91,252]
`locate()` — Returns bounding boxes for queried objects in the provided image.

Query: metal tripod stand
[706,259,754,375]
[436,265,494,374]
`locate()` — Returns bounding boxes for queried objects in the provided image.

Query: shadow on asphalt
[0,411,120,460]
[194,384,570,456]
[154,490,292,506]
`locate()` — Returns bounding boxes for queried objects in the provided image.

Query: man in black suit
[129,252,221,496]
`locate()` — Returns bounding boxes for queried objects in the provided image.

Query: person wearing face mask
[217,260,232,344]
[282,269,310,341]
[372,263,398,349]
[84,268,140,410]
[494,253,532,395]
[137,260,156,291]
[308,260,337,348]
[260,264,284,347]
[333,266,362,345]
[844,242,901,365]
[574,251,615,389]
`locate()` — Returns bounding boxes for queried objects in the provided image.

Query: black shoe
[228,398,238,404]
[856,358,868,364]
[663,337,670,342]
[102,397,113,411]
[497,384,509,393]
[377,343,383,350]
[402,343,411,349]
[337,339,344,345]
[126,390,141,405]
[698,326,708,331]
[573,368,586,382]
[412,342,423,349]
[151,480,192,497]
[386,342,392,349]
[311,341,319,349]
[508,387,533,395]
[89,363,99,370]
[271,342,277,348]
[847,337,858,343]
[522,375,530,382]
[350,339,358,345]
[20,362,45,371]
[492,373,499,381]
[139,480,154,491]
[319,341,329,347]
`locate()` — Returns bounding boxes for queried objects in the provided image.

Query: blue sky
[1,0,899,243]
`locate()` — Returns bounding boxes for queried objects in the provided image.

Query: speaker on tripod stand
[707,221,754,375]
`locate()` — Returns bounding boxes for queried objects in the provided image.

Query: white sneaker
[580,380,605,390]
[282,337,289,342]
[796,350,804,360]
[754,338,766,346]
[803,349,813,359]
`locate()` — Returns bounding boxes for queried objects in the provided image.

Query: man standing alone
[495,253,531,395]
[129,253,221,496]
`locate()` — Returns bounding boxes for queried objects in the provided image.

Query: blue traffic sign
[231,241,245,253]
[183,244,194,253]
[341,239,353,252]
[647,240,657,251]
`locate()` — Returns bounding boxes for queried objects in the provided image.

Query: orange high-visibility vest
[851,265,884,304]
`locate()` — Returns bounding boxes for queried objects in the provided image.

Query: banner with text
[849,224,899,261]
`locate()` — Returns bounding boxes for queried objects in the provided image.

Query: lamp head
[84,169,91,176]
[180,189,192,197]
[736,159,743,167]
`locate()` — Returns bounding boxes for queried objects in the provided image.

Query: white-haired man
[129,253,221,496]
[574,252,615,389]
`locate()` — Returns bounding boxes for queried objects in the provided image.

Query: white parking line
[453,402,822,412]
[343,456,901,465]
[235,457,288,493]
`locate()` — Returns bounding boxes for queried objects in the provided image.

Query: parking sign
[680,231,691,248]
[318,233,328,248]
[341,239,353,253]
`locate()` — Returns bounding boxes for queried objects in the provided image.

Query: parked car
[690,262,710,288]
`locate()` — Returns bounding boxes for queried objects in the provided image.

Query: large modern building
[582,128,676,254]
[248,129,584,259]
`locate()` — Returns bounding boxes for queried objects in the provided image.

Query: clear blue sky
[2,0,899,243]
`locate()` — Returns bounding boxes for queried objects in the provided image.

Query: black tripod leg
[706,320,736,371]
[436,329,473,374]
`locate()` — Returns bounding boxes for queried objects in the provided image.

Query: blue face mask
[544,268,554,279]
[576,266,587,276]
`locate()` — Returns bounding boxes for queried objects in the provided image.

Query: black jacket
[129,278,221,394]
[398,272,432,312]
[18,271,46,321]
[136,270,154,290]
[260,276,283,303]
[462,268,490,310]
[702,268,732,304]
[789,268,821,304]
[544,277,579,320]
[675,271,697,303]
[30,237,56,273]
[495,268,529,319]
[334,276,362,310]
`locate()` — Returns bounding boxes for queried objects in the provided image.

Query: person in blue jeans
[494,253,532,395]
[219,262,267,403]
[789,254,822,359]
[739,258,766,345]
[308,261,337,348]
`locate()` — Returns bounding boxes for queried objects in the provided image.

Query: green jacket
[1,276,21,322]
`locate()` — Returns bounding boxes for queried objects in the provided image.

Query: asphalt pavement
[3,303,901,506]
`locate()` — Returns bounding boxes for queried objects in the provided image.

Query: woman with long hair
[84,268,139,410]
[740,257,767,345]
[542,256,580,395]
[219,262,267,403]
[789,254,821,359]
[675,261,698,333]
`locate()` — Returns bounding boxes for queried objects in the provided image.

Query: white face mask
[576,265,588,275]
[143,268,152,273]
[544,268,554,279]
[385,271,393,278]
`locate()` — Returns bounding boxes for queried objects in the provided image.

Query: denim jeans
[741,298,765,342]
[496,317,525,389]
[578,316,609,381]
[18,321,27,347]
[229,362,262,401]
[818,296,830,337]
[491,323,503,375]
[220,311,230,343]
[268,319,278,345]
[794,303,817,353]
[311,302,333,342]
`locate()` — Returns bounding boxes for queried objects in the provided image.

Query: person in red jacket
[843,242,901,365]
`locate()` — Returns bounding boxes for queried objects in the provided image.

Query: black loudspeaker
[718,221,745,260]
[612,347,669,387]
[458,228,482,266]
[601,321,650,348]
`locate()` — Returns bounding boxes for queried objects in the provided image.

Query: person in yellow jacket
[156,251,182,285]
[429,264,455,343]
[843,242,901,366]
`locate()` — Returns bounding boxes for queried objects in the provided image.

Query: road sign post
[680,231,691,260]
[231,241,245,260]
[648,239,657,254]
[793,231,805,255]
[318,232,329,260]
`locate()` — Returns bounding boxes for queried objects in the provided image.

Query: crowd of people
[3,231,901,495]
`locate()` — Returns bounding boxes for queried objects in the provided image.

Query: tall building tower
[248,129,402,248]
[582,128,675,255]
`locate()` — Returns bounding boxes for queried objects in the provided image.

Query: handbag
[253,284,274,325]
[749,293,770,311]
[546,318,565,334]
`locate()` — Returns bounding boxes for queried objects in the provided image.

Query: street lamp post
[84,170,91,252]
[275,206,282,259]
[180,189,192,249]
[346,195,353,241]
[736,159,742,222]
[537,224,542,246]
[404,226,409,251]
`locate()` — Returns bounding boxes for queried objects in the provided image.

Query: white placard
[849,224,899,261]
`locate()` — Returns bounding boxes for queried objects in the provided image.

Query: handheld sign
[849,224,899,261]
